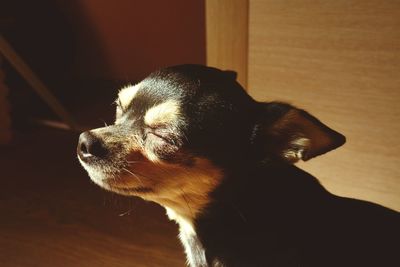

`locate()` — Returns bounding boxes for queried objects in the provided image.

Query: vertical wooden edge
[205,0,249,88]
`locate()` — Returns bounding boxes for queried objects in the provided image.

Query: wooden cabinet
[207,0,400,210]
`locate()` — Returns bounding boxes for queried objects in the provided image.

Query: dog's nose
[77,131,108,160]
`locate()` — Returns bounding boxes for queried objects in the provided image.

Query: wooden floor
[0,128,186,267]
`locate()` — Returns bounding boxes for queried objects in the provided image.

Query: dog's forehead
[118,79,183,112]
[135,65,238,101]
[117,75,189,114]
[116,78,186,129]
[116,65,251,124]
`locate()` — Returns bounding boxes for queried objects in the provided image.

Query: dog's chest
[179,225,208,267]
[166,208,209,267]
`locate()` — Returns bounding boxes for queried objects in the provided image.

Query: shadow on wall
[2,0,113,124]
[2,0,205,125]
[65,0,206,81]
[3,0,205,83]
[1,0,91,89]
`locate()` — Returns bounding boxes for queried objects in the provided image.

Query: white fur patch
[78,157,110,188]
[143,147,161,163]
[166,207,207,267]
[166,208,195,235]
[117,84,140,110]
[144,100,180,127]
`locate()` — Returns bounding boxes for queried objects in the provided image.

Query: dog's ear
[253,102,346,163]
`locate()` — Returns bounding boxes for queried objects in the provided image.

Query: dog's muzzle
[77,131,108,162]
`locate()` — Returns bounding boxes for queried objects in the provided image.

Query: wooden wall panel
[206,0,249,87]
[248,0,400,210]
[56,0,206,80]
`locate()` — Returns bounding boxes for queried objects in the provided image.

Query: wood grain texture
[248,0,400,210]
[206,0,249,87]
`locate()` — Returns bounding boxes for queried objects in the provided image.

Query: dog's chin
[85,168,152,196]
[80,163,113,188]
[78,157,152,196]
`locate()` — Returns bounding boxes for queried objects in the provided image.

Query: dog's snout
[78,131,108,160]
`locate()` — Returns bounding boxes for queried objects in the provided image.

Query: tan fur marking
[144,100,180,127]
[146,158,222,220]
[117,84,140,110]
[104,157,222,221]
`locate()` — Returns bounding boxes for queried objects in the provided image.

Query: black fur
[157,65,399,266]
[196,163,399,266]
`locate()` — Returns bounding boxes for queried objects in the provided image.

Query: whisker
[180,188,194,219]
[122,168,143,184]
[100,119,108,127]
[231,203,247,223]
[119,208,134,217]
[127,161,141,164]
[131,170,153,180]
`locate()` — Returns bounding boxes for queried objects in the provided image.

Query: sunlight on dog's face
[76,66,252,218]
[79,83,219,197]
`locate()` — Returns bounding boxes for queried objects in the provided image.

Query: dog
[77,64,399,267]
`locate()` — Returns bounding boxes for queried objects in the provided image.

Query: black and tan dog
[77,65,399,267]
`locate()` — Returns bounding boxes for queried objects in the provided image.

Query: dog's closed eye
[144,124,183,162]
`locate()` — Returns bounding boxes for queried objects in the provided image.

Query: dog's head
[77,64,345,219]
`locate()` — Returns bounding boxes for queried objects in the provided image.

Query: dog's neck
[160,181,219,267]
[144,158,223,221]
[147,158,224,267]
[150,189,211,266]
[161,162,326,266]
